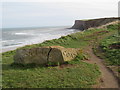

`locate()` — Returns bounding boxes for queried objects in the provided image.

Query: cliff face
[71,17,119,30]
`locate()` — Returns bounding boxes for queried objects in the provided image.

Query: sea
[1,26,79,52]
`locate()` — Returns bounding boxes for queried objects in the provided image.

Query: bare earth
[84,46,119,88]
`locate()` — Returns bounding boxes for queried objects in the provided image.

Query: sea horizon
[2,25,71,30]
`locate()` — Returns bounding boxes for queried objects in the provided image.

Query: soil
[82,31,120,88]
[109,43,120,49]
[59,64,74,69]
[84,46,119,88]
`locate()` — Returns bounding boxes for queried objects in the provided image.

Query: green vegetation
[100,35,120,65]
[93,24,120,79]
[19,28,112,49]
[2,53,100,88]
[2,24,118,88]
[93,23,119,66]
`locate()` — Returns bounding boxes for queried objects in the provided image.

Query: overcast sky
[0,0,119,28]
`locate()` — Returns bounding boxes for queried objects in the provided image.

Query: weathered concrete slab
[14,46,80,65]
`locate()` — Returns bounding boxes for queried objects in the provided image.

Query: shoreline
[1,32,78,53]
[2,18,118,53]
[2,28,81,53]
[1,46,21,53]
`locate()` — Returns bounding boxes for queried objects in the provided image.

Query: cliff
[71,17,119,30]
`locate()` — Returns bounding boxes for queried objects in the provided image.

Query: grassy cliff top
[2,23,118,88]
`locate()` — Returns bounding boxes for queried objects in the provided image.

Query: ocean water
[2,26,79,51]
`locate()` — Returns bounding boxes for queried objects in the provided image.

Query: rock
[71,17,119,30]
[14,46,80,65]
[49,46,80,63]
[14,46,51,65]
[71,20,86,30]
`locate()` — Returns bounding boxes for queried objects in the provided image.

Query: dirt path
[84,46,119,88]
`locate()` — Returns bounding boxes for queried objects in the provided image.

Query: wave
[2,27,79,50]
[3,42,23,47]
[14,32,35,35]
[2,40,15,43]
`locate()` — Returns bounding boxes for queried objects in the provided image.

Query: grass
[100,35,120,65]
[2,54,100,88]
[93,23,119,66]
[2,24,118,88]
[93,24,120,79]
[19,27,112,49]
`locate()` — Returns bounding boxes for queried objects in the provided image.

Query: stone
[49,46,80,63]
[14,47,51,64]
[14,46,80,65]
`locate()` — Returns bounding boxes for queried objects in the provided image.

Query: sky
[0,0,119,28]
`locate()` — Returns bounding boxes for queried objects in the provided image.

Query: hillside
[2,18,120,88]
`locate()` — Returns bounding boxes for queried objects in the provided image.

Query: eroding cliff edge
[71,17,119,30]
